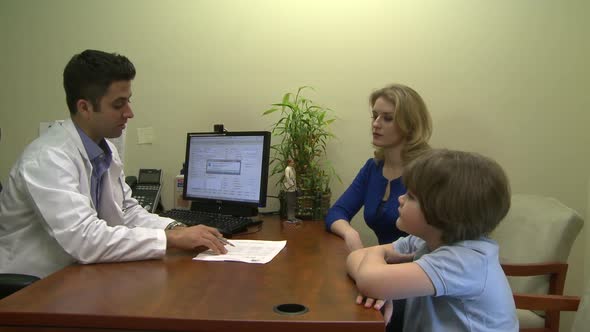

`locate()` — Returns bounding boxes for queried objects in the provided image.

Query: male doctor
[0,50,227,278]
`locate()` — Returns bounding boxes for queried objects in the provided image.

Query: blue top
[394,236,518,332]
[325,158,407,244]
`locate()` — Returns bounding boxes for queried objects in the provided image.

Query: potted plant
[262,86,339,220]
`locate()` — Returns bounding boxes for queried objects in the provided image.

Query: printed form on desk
[193,240,287,264]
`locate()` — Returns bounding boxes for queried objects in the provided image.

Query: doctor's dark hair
[63,50,136,115]
[402,149,511,244]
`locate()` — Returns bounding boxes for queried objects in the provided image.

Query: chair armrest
[501,262,567,277]
[502,262,568,295]
[513,293,580,311]
[0,273,40,299]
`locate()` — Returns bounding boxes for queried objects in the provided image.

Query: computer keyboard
[160,209,254,236]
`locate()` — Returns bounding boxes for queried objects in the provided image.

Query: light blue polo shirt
[394,235,518,332]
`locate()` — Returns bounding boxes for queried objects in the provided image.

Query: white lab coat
[0,119,172,278]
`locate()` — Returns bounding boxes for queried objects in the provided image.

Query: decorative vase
[278,190,331,221]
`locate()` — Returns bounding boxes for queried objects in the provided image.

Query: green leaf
[262,108,279,115]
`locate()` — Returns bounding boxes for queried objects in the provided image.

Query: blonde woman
[325,84,433,252]
[326,84,433,330]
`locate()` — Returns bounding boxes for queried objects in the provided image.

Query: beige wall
[1,0,588,329]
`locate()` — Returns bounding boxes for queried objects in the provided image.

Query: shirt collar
[75,125,112,162]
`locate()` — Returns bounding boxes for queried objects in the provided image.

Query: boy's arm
[346,244,414,281]
[354,249,435,300]
[347,246,374,280]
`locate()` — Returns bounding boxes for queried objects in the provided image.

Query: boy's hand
[356,294,392,325]
[382,300,393,325]
[356,293,385,310]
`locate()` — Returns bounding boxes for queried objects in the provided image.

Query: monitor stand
[190,201,259,217]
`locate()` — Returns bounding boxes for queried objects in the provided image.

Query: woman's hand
[331,219,364,252]
[343,228,364,252]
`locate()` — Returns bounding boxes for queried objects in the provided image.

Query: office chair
[571,278,590,332]
[490,194,584,332]
[511,276,590,332]
[0,181,41,300]
[0,274,40,300]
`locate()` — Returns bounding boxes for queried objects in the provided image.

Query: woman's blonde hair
[370,84,432,165]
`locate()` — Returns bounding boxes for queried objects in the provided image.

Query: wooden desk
[0,217,384,332]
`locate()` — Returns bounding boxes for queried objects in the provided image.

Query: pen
[217,236,235,247]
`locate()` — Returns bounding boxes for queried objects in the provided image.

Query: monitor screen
[183,131,270,213]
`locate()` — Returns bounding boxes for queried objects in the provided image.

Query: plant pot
[279,190,331,221]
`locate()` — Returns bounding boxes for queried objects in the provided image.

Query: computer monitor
[183,131,271,217]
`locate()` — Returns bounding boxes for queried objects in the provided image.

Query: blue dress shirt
[75,126,112,210]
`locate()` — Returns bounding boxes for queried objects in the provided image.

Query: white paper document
[193,240,287,264]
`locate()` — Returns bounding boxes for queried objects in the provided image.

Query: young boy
[346,149,518,331]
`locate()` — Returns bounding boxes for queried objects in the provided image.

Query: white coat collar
[62,118,91,163]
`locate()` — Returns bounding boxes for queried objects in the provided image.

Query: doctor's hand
[165,225,228,254]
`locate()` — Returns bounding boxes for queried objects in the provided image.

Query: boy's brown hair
[402,149,511,244]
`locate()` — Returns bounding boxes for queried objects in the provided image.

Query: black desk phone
[127,169,162,213]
